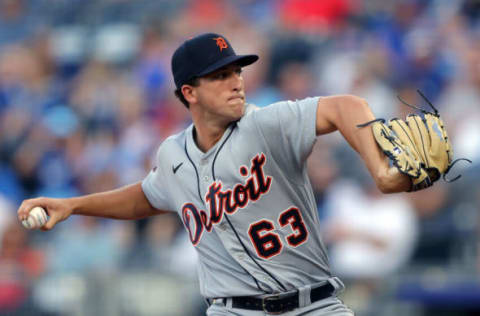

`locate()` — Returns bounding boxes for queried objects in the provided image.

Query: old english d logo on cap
[213,37,228,51]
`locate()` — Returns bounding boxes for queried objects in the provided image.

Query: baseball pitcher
[17,33,457,315]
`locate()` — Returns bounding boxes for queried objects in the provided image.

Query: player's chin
[226,98,245,113]
[232,101,246,118]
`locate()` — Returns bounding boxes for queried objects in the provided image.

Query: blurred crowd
[0,0,479,315]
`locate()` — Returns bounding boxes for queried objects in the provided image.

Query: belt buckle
[262,295,282,315]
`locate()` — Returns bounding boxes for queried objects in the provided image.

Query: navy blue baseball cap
[171,33,259,89]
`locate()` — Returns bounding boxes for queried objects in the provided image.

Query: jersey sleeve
[251,96,319,171]
[141,147,175,212]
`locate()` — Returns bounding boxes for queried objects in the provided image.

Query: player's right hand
[17,197,74,231]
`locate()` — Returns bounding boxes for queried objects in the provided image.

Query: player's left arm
[315,95,410,193]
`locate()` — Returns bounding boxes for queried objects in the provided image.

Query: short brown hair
[174,77,199,108]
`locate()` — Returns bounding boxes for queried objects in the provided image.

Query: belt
[219,282,335,314]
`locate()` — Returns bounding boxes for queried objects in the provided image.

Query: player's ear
[182,85,197,104]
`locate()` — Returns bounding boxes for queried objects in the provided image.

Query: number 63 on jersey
[248,207,309,259]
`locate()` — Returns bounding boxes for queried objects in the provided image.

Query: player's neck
[192,122,229,152]
[190,103,236,152]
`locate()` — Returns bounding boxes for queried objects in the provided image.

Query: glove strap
[356,118,385,128]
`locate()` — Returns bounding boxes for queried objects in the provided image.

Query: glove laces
[397,89,439,116]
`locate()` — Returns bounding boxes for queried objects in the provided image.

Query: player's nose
[231,72,243,91]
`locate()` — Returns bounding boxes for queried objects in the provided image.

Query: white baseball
[22,206,48,230]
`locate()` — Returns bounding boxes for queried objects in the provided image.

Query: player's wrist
[67,197,82,216]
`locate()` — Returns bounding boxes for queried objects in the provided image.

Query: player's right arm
[17,182,167,231]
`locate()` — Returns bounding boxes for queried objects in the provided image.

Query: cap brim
[197,54,259,77]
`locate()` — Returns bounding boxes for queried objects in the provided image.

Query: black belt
[221,282,335,314]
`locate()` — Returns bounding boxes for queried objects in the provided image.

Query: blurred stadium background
[0,0,479,315]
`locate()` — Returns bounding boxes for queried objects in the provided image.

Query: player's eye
[213,72,228,80]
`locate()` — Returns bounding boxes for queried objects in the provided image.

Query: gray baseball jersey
[142,96,332,298]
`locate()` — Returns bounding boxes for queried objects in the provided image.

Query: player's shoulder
[240,97,320,122]
[249,96,320,112]
[239,101,288,121]
[163,126,190,144]
[156,125,191,155]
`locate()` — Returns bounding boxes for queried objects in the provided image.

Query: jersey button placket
[197,159,211,203]
[254,273,274,287]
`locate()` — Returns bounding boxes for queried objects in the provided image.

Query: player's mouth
[228,95,245,103]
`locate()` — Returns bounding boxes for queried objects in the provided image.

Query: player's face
[194,64,246,122]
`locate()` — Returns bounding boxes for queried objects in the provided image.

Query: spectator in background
[0,195,15,239]
[45,217,125,275]
[248,36,317,107]
[322,174,417,315]
[122,212,197,277]
[0,0,42,45]
[307,140,339,221]
[408,184,454,265]
[0,219,45,313]
[439,31,480,164]
[349,39,397,119]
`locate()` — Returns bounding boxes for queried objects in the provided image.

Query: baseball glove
[359,90,471,192]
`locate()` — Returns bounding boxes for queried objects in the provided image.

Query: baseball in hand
[22,206,48,230]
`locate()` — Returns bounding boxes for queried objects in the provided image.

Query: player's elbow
[374,172,394,193]
[376,179,397,194]
[375,169,411,194]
